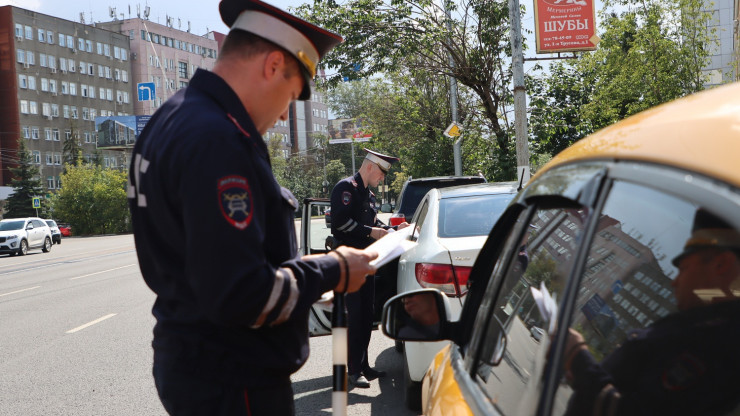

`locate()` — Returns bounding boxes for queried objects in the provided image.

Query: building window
[19,75,27,89]
[46,152,53,165]
[178,61,188,78]
[38,29,46,42]
[59,33,65,47]
[32,151,41,164]
[104,44,110,57]
[69,83,77,96]
[68,58,75,72]
[78,38,84,50]
[31,127,39,139]
[20,100,29,114]
[28,76,36,90]
[29,101,38,115]
[97,42,103,54]
[47,176,55,189]
[61,82,68,94]
[40,53,47,67]
[44,128,52,140]
[51,104,59,117]
[52,129,60,141]
[25,26,33,40]
[54,153,62,165]
[86,40,92,53]
[16,49,25,63]
[63,105,69,118]
[48,55,56,69]
[26,51,35,65]
[15,24,22,38]
[81,85,88,97]
[121,49,128,61]
[42,102,50,116]
[71,106,78,119]
[66,35,73,48]
[22,126,30,138]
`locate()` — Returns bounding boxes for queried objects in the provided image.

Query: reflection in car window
[0,221,25,231]
[553,181,698,415]
[475,206,589,415]
[438,194,514,238]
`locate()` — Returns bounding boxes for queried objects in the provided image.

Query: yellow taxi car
[381,82,740,415]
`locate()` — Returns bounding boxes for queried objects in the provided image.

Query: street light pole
[445,0,462,176]
[509,0,531,184]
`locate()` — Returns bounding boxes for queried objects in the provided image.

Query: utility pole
[445,0,462,176]
[509,0,531,184]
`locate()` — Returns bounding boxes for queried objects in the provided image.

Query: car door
[25,220,39,247]
[301,197,401,336]
[424,163,605,415]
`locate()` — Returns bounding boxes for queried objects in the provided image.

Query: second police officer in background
[128,0,377,414]
[330,149,409,388]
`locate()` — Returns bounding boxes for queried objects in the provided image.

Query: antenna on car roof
[517,168,526,192]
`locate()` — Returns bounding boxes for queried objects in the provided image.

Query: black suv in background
[389,176,486,226]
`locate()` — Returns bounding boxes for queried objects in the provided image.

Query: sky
[0,0,304,36]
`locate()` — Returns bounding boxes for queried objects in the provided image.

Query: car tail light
[389,213,406,226]
[415,263,472,297]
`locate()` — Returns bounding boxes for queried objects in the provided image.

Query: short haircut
[219,30,300,78]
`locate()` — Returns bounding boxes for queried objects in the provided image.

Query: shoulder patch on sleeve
[342,191,352,205]
[218,175,253,230]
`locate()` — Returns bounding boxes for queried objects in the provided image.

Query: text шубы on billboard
[534,0,600,53]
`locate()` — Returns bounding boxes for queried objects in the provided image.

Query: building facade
[704,0,739,84]
[1,6,133,188]
[97,17,219,115]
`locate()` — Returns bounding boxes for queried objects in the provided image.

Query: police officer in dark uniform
[127,1,377,414]
[330,149,408,388]
[562,210,740,415]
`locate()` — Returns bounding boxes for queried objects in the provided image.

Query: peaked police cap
[219,0,343,100]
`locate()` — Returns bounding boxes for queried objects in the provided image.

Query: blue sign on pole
[32,197,41,209]
[137,82,156,101]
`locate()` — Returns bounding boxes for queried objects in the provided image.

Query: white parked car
[0,217,53,256]
[395,182,518,409]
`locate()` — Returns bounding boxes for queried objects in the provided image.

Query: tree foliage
[51,164,129,235]
[529,0,714,157]
[299,0,520,179]
[5,139,47,218]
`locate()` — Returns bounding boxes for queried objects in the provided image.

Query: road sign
[32,197,41,209]
[444,122,462,138]
[329,132,373,145]
[137,82,156,101]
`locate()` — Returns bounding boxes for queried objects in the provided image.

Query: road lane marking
[0,286,41,297]
[66,313,117,334]
[69,264,137,280]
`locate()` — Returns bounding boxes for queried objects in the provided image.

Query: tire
[403,349,422,411]
[42,237,52,253]
[18,239,28,256]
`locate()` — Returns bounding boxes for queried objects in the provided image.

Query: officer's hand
[330,246,378,293]
[396,222,410,230]
[370,227,389,240]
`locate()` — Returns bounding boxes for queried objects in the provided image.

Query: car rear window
[398,178,485,217]
[438,193,514,238]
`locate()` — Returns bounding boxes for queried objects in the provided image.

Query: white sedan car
[395,182,517,410]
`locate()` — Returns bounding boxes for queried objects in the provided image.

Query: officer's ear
[263,50,285,81]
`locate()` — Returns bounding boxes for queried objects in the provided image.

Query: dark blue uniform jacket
[566,299,740,415]
[128,69,340,386]
[330,172,390,249]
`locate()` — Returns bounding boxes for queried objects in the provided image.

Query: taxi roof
[531,82,740,188]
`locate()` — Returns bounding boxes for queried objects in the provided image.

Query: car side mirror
[26,224,33,230]
[381,289,450,342]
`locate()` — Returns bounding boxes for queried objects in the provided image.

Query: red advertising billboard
[534,0,599,53]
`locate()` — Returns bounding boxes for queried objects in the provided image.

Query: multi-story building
[704,0,738,84]
[0,6,134,189]
[97,17,219,115]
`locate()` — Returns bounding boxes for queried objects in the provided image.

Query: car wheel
[403,349,422,411]
[42,237,52,253]
[18,240,28,256]
[395,340,404,353]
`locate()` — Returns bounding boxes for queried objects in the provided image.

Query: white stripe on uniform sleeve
[272,267,299,326]
[250,268,287,328]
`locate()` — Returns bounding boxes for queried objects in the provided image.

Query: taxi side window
[475,205,589,415]
[552,180,694,414]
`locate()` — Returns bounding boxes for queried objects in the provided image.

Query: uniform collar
[189,69,267,157]
[354,172,367,190]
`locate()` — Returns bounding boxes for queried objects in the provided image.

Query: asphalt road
[0,233,419,416]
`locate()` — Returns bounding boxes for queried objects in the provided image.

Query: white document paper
[365,225,415,268]
[530,281,559,333]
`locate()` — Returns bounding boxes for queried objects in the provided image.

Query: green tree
[62,121,83,169]
[51,164,129,235]
[5,138,46,218]
[300,0,520,179]
[529,0,714,157]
